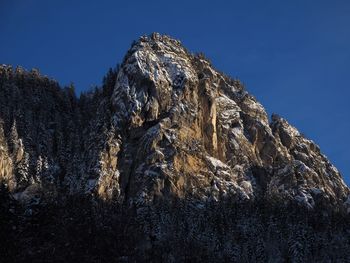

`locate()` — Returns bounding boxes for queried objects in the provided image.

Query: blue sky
[1,0,349,184]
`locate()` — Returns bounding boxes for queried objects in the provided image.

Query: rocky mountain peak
[1,33,349,263]
[87,33,348,212]
[0,33,349,210]
[112,33,197,128]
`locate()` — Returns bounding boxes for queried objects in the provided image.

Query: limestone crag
[1,33,349,262]
[105,33,349,210]
[0,33,349,210]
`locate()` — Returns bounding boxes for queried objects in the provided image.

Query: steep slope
[106,33,349,211]
[0,33,349,262]
[0,66,79,199]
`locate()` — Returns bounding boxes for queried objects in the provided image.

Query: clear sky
[1,0,349,184]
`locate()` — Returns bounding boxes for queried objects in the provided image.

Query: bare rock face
[0,34,349,262]
[97,33,349,210]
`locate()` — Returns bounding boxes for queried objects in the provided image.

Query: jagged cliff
[1,33,349,262]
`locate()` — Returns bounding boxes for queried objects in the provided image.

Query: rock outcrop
[0,33,349,262]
